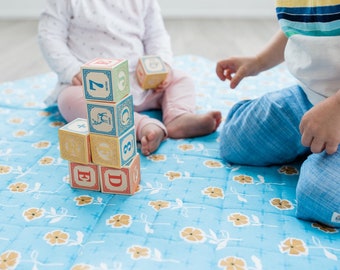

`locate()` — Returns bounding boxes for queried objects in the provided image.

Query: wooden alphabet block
[100,154,141,195]
[69,162,100,191]
[136,55,169,89]
[82,58,130,102]
[87,94,134,136]
[58,118,91,164]
[90,128,137,168]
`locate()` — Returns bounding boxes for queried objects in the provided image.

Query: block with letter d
[69,162,100,191]
[100,154,141,195]
[90,128,136,168]
[58,118,91,164]
[87,94,134,136]
[136,55,169,90]
[82,58,130,102]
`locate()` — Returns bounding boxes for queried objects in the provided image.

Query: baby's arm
[38,0,82,84]
[300,90,340,154]
[142,1,173,66]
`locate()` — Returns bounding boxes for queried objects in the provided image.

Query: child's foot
[166,111,222,139]
[140,123,166,156]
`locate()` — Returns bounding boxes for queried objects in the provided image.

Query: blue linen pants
[220,86,340,227]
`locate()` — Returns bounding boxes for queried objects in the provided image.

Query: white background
[0,0,275,19]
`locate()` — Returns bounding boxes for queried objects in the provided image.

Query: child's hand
[216,56,260,89]
[72,72,82,86]
[300,90,340,154]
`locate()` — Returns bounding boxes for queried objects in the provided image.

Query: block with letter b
[69,162,100,191]
[82,58,130,102]
[90,128,137,168]
[100,154,141,195]
[58,118,91,164]
[86,94,134,136]
[136,55,169,90]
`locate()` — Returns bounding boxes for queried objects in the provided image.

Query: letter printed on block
[100,154,141,195]
[69,162,100,191]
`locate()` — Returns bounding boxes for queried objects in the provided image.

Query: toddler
[216,1,340,227]
[38,0,222,156]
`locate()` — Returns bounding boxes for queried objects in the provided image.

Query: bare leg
[140,123,166,156]
[166,111,222,139]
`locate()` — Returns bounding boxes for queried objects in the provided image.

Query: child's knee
[296,153,340,228]
[219,100,256,164]
[219,121,258,165]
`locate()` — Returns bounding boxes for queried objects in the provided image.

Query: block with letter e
[136,55,169,90]
[69,162,100,191]
[86,94,134,136]
[58,118,91,164]
[100,154,141,195]
[82,58,130,102]
[90,128,137,168]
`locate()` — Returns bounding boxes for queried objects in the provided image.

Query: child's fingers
[216,64,227,81]
[309,137,326,153]
[325,142,339,155]
[229,70,245,89]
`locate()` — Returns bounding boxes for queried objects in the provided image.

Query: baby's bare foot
[140,123,166,156]
[167,111,222,139]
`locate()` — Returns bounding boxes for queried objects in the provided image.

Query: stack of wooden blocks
[58,58,140,195]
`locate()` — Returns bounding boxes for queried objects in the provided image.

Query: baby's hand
[72,72,82,86]
[154,65,173,93]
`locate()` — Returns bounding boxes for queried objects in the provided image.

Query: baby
[38,0,222,155]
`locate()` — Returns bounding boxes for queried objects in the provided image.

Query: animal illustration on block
[86,94,134,136]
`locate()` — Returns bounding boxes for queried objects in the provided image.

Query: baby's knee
[57,85,86,122]
[296,154,340,227]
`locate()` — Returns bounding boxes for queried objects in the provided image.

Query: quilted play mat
[0,55,339,270]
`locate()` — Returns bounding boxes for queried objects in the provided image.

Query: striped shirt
[276,0,340,104]
[276,0,340,37]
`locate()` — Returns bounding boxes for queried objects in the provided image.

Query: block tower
[58,58,140,195]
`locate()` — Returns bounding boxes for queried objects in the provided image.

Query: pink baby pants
[57,69,196,141]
